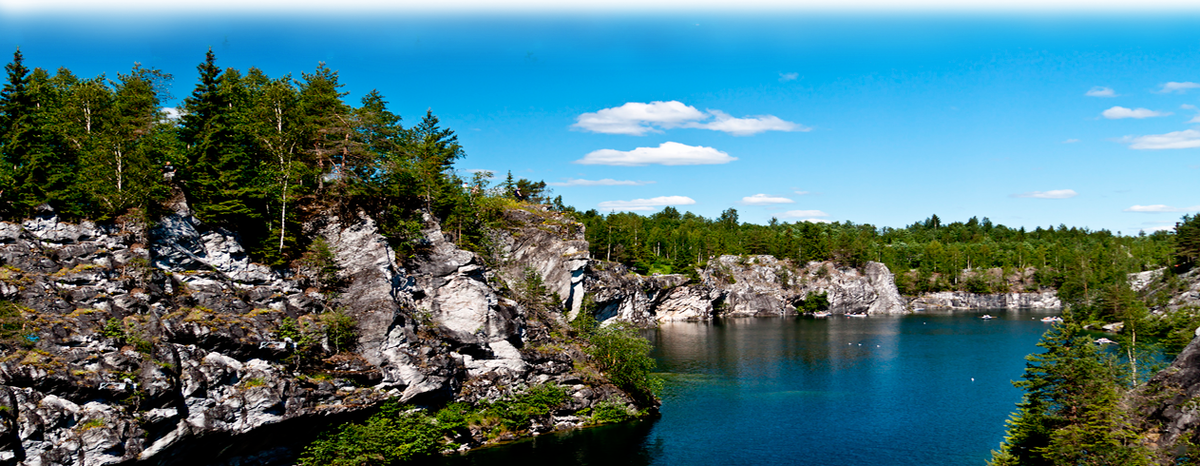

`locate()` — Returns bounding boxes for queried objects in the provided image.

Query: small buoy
[877,345,880,347]
[971,378,975,382]
[858,343,861,346]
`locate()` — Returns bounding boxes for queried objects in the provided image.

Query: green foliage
[0,301,33,348]
[795,291,829,314]
[587,399,638,425]
[322,310,358,353]
[585,322,662,401]
[1178,214,1200,268]
[476,383,569,433]
[297,403,443,466]
[299,237,339,289]
[298,384,571,465]
[100,318,126,340]
[1143,307,1200,356]
[990,318,1151,466]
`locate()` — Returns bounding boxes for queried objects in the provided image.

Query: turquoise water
[438,310,1055,465]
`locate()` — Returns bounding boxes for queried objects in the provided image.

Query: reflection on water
[434,309,1056,466]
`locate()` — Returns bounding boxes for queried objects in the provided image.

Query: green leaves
[990,319,1151,466]
[584,322,662,402]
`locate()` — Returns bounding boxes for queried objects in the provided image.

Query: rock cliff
[0,205,644,466]
[907,291,1061,310]
[583,255,907,324]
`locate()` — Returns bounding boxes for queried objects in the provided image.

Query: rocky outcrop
[0,207,648,466]
[908,290,1061,310]
[1134,329,1200,458]
[583,262,691,325]
[1164,269,1200,312]
[488,206,589,319]
[583,256,907,324]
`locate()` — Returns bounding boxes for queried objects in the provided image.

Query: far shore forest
[4,49,1200,465]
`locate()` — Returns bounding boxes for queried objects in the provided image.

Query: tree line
[0,48,494,266]
[574,207,1176,303]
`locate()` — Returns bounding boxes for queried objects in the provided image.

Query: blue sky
[2,4,1200,234]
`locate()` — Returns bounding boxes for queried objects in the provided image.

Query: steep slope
[0,203,648,465]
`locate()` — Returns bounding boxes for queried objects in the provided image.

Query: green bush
[585,322,661,401]
[477,383,569,433]
[298,383,572,464]
[588,399,637,425]
[795,292,830,314]
[298,403,443,466]
[322,310,358,353]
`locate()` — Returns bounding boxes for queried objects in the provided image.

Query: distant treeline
[575,207,1177,301]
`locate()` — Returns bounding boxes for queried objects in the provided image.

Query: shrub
[585,322,661,401]
[795,292,829,314]
[298,403,442,466]
[322,311,358,353]
[588,399,637,425]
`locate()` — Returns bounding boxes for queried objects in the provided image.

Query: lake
[438,310,1057,466]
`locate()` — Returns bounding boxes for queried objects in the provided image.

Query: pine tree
[990,316,1150,466]
[178,49,259,227]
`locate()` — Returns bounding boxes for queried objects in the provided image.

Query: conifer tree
[178,49,259,227]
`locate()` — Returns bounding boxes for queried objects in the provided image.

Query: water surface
[440,310,1055,466]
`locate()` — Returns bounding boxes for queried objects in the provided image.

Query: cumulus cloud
[1124,204,1200,213]
[572,101,706,135]
[780,209,830,218]
[545,178,655,187]
[1062,138,1080,143]
[161,107,182,120]
[574,142,736,166]
[742,194,795,205]
[684,110,809,136]
[573,101,803,136]
[1013,189,1078,199]
[597,195,696,212]
[1159,82,1200,93]
[1102,106,1171,119]
[1123,130,1200,150]
[779,72,799,82]
[1085,86,1116,97]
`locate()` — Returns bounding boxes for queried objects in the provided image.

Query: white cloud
[1143,225,1176,232]
[545,178,655,187]
[1101,106,1171,119]
[1085,86,1116,97]
[1013,189,1078,199]
[1124,204,1200,213]
[794,190,810,195]
[573,101,802,136]
[684,110,810,136]
[572,101,706,135]
[1124,129,1200,150]
[742,194,795,205]
[781,209,830,218]
[598,195,696,211]
[1062,138,1080,143]
[1159,82,1200,93]
[779,72,799,82]
[575,141,736,166]
[161,107,182,120]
